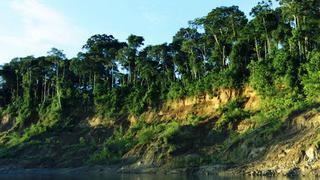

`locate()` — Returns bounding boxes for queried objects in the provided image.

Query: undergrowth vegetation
[0,0,319,168]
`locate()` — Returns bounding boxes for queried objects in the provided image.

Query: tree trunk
[231,18,236,38]
[263,17,271,55]
[264,41,267,59]
[43,75,47,104]
[255,37,261,61]
[56,61,62,110]
[222,45,226,67]
[111,66,114,89]
[93,73,96,94]
[56,80,62,110]
[213,34,224,69]
[16,73,19,97]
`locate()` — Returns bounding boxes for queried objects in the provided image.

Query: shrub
[38,97,62,128]
[167,82,186,100]
[137,126,156,145]
[302,51,320,102]
[7,132,22,146]
[185,114,206,126]
[88,148,112,164]
[89,127,137,164]
[215,99,250,131]
[248,60,275,96]
[21,123,46,142]
[159,122,180,144]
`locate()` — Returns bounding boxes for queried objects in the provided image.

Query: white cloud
[0,0,84,64]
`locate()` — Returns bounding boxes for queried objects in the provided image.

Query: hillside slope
[0,86,319,177]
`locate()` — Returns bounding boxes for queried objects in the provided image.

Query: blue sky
[0,0,278,64]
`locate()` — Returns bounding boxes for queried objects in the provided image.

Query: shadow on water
[0,173,307,180]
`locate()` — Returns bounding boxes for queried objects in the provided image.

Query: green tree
[117,35,144,84]
[301,52,320,101]
[196,6,247,69]
[83,34,125,93]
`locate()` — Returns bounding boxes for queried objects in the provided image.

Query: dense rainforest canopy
[0,0,319,131]
[0,0,319,170]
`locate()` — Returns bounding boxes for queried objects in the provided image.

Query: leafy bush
[248,59,275,96]
[159,121,180,144]
[137,126,156,145]
[167,82,186,100]
[88,127,137,164]
[125,86,149,116]
[302,51,320,102]
[215,99,250,131]
[38,97,62,128]
[88,148,112,164]
[185,114,206,126]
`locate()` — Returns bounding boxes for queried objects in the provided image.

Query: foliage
[0,0,319,168]
[88,127,136,164]
[215,99,250,131]
[302,52,320,101]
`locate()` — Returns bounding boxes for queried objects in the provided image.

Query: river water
[0,167,311,180]
[0,173,305,180]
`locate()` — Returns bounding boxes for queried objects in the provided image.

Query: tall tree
[195,6,248,69]
[83,34,125,93]
[117,34,144,84]
[250,0,279,58]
